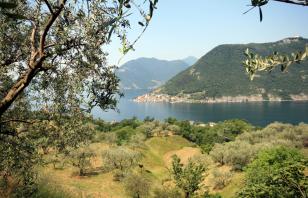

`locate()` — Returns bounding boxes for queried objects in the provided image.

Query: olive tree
[101,146,142,171]
[0,0,158,118]
[68,147,96,176]
[171,155,207,198]
[0,0,158,196]
[123,172,151,198]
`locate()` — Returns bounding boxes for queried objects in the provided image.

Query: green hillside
[159,37,308,100]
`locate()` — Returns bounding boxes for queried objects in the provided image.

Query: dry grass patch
[163,147,202,166]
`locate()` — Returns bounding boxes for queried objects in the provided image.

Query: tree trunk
[79,168,84,176]
[185,192,190,198]
[0,60,44,117]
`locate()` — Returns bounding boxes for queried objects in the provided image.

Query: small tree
[102,146,142,171]
[171,155,207,198]
[69,148,95,176]
[209,144,226,166]
[123,172,151,198]
[211,169,233,190]
[239,147,308,198]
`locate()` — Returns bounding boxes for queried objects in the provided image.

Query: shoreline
[133,93,308,104]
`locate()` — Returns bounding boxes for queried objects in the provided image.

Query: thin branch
[273,0,308,6]
[39,0,67,55]
[43,0,54,14]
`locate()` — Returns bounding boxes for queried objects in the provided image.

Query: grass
[38,135,250,197]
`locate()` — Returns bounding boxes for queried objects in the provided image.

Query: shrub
[211,169,233,190]
[224,141,257,170]
[128,133,146,148]
[137,122,156,138]
[68,147,95,176]
[239,147,308,198]
[113,126,136,145]
[209,144,227,165]
[123,172,151,198]
[211,122,308,170]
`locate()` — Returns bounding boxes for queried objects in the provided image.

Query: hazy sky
[107,0,308,66]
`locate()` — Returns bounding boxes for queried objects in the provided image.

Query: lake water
[92,89,308,127]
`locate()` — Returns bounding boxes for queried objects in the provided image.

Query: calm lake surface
[92,89,308,127]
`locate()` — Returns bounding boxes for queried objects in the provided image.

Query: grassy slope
[38,136,245,198]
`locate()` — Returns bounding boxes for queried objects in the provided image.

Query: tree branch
[0,0,67,117]
[273,0,308,6]
[43,0,54,14]
[39,0,67,55]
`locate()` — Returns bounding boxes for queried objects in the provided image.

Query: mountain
[116,57,189,90]
[136,37,308,103]
[182,56,198,65]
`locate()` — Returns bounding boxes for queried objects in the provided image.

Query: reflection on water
[92,90,308,127]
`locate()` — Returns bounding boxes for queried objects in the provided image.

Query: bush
[210,123,308,170]
[224,141,257,171]
[136,122,156,138]
[129,133,146,148]
[211,169,233,190]
[123,173,151,198]
[114,126,136,145]
[68,147,95,176]
[239,147,308,198]
[209,144,227,165]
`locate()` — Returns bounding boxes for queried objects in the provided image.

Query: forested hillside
[158,37,308,100]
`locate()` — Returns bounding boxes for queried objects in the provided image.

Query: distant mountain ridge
[116,57,190,90]
[182,56,198,65]
[135,37,308,103]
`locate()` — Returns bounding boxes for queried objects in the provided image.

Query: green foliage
[94,119,112,132]
[176,119,254,153]
[144,116,155,122]
[244,46,308,80]
[68,147,95,176]
[210,122,308,170]
[0,134,40,197]
[210,141,257,170]
[123,172,151,198]
[239,147,308,198]
[165,117,178,124]
[171,155,207,198]
[114,126,137,145]
[102,146,142,171]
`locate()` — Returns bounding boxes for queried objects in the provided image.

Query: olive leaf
[243,45,308,80]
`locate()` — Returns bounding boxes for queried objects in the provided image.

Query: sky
[106,0,308,66]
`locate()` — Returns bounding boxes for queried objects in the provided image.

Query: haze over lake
[92,90,308,127]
